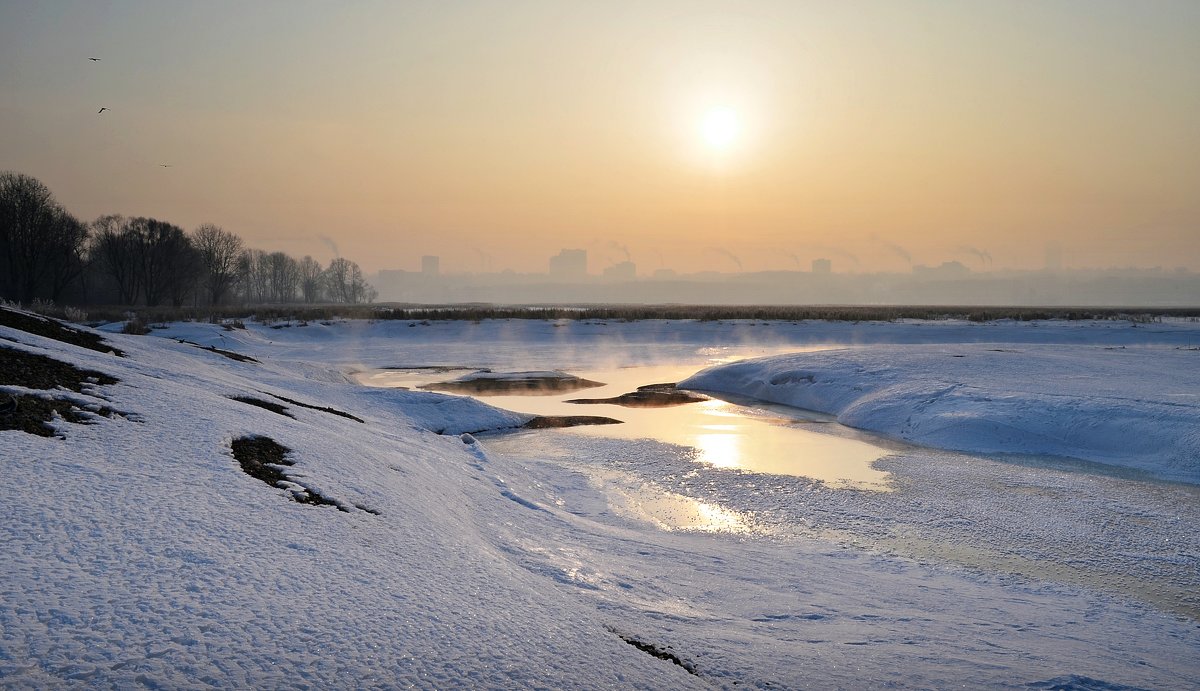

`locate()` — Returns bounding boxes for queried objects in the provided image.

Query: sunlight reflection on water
[362,363,892,490]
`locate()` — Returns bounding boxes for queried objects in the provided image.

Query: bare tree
[236,249,270,304]
[323,257,353,303]
[193,223,243,305]
[298,255,323,303]
[0,172,88,303]
[91,216,199,306]
[91,215,139,304]
[358,276,378,304]
[125,218,196,307]
[41,210,88,302]
[266,251,299,302]
[323,257,376,304]
[166,241,203,307]
[0,171,388,309]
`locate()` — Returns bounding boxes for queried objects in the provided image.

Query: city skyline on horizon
[373,245,1190,278]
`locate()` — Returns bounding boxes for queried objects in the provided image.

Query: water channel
[358,356,1200,620]
[359,363,893,490]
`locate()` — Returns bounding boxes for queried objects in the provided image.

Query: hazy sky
[2,1,1198,274]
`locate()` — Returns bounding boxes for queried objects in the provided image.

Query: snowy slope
[0,314,689,688]
[3,312,1199,688]
[681,344,1200,483]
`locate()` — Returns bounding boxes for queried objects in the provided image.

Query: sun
[699,107,741,152]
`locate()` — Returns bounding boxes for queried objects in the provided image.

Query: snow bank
[354,386,531,434]
[681,345,1200,483]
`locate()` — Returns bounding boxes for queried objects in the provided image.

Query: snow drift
[681,344,1200,484]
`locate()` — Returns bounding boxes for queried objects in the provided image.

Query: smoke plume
[956,245,993,266]
[317,234,340,258]
[872,236,912,266]
[708,247,743,272]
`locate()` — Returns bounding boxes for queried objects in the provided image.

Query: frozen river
[358,340,1200,623]
[362,362,893,489]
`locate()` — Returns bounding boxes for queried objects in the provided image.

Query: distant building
[652,268,678,279]
[549,249,587,278]
[421,255,440,275]
[913,261,970,279]
[602,261,636,280]
[373,269,410,302]
[812,258,832,274]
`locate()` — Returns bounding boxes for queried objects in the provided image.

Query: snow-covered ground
[2,313,1198,688]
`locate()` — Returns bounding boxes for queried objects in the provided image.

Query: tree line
[0,171,376,307]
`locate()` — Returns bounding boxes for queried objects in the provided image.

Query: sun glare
[699,107,741,152]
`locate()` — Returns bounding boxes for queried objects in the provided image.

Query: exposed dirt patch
[231,435,291,484]
[420,371,604,395]
[607,628,698,676]
[0,345,127,438]
[566,383,709,408]
[0,346,119,392]
[176,339,260,363]
[0,392,131,437]
[0,306,125,356]
[265,393,364,423]
[229,396,294,419]
[230,435,350,511]
[523,415,622,429]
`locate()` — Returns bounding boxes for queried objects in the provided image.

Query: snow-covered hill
[0,310,691,687]
[3,309,1198,688]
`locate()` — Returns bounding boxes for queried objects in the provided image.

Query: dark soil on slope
[0,393,129,437]
[265,392,364,423]
[229,396,294,419]
[0,337,126,438]
[176,339,260,363]
[608,627,699,676]
[0,346,119,392]
[0,306,124,356]
[231,393,364,424]
[230,435,350,512]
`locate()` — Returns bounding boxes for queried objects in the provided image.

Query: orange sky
[2,1,1198,274]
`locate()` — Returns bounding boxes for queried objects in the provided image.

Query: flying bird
[88,57,101,61]
[159,164,172,168]
[97,107,109,114]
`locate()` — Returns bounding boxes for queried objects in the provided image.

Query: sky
[2,0,1198,275]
